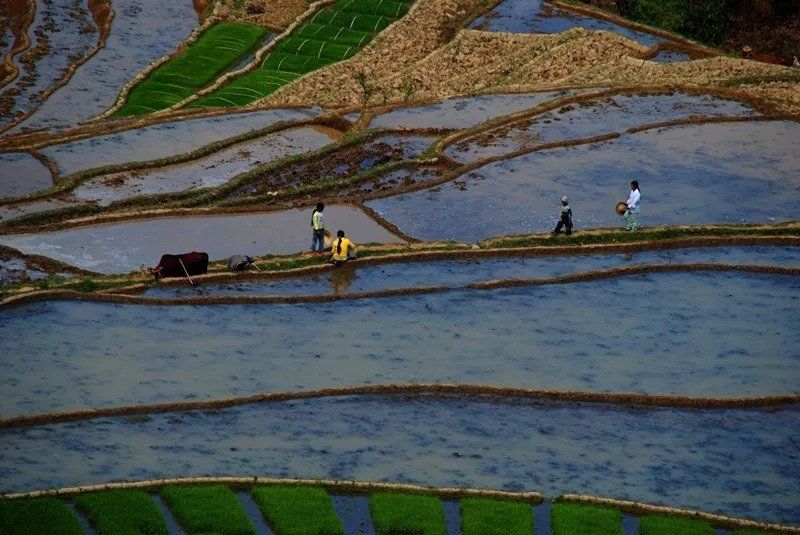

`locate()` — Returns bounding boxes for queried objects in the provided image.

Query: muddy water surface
[71,127,335,205]
[369,91,578,130]
[0,204,401,273]
[470,0,665,47]
[0,152,54,198]
[1,272,797,416]
[12,0,197,132]
[40,108,318,176]
[142,246,800,297]
[369,121,800,242]
[1,396,797,524]
[444,92,757,163]
[0,0,98,129]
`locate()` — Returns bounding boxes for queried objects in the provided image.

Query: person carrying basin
[621,180,641,231]
[330,230,357,266]
[552,195,573,236]
[310,202,327,256]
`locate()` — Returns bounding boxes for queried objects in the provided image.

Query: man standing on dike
[311,202,326,255]
[623,181,641,231]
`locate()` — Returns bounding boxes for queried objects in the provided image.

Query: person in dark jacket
[552,195,573,235]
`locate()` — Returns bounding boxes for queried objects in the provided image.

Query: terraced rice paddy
[191,0,413,108]
[1,0,799,531]
[9,0,198,132]
[2,270,797,416]
[368,120,800,242]
[118,22,269,115]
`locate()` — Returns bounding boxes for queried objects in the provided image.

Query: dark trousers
[554,215,572,235]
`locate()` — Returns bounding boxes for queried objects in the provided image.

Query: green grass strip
[119,22,268,116]
[460,497,533,535]
[639,515,714,534]
[75,490,168,535]
[0,497,82,535]
[161,485,255,535]
[251,485,344,535]
[369,492,446,535]
[552,502,622,535]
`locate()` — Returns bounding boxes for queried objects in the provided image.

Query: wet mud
[0,204,402,273]
[71,127,335,206]
[444,92,758,163]
[336,164,451,199]
[11,0,198,132]
[40,108,318,176]
[1,271,797,416]
[232,135,437,198]
[141,246,800,298]
[0,0,98,129]
[0,151,54,198]
[369,91,579,130]
[470,0,666,47]
[1,395,797,524]
[368,121,800,242]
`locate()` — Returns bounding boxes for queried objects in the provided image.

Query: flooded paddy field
[10,0,198,132]
[1,271,797,416]
[0,204,401,273]
[444,92,758,163]
[1,395,797,524]
[142,245,800,298]
[0,0,99,130]
[369,91,578,130]
[470,0,667,48]
[232,134,436,197]
[0,152,53,198]
[369,120,800,242]
[38,108,318,176]
[71,127,335,206]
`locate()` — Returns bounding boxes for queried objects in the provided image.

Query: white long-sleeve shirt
[627,188,641,212]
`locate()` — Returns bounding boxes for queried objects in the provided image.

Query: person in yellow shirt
[330,230,356,265]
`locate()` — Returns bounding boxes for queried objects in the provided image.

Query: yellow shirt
[331,237,355,260]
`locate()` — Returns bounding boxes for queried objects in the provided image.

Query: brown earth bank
[0,0,34,87]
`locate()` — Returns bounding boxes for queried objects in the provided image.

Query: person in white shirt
[623,180,641,231]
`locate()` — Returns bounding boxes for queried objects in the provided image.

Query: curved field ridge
[2,479,800,533]
[1,397,798,523]
[117,22,269,116]
[191,0,412,108]
[2,383,798,429]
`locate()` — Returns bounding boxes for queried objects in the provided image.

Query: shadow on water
[1,396,797,524]
[1,271,798,415]
[367,121,800,242]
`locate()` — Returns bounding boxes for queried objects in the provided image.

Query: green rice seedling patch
[0,497,82,535]
[251,485,344,535]
[552,502,622,535]
[161,485,255,535]
[75,490,168,535]
[639,515,714,534]
[192,0,411,108]
[119,22,268,115]
[460,497,533,535]
[369,492,446,535]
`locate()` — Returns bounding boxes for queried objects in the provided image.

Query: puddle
[10,0,198,132]
[651,49,692,63]
[369,91,579,130]
[470,0,665,47]
[0,396,797,524]
[0,204,402,273]
[368,121,800,242]
[444,92,758,163]
[0,152,54,198]
[333,495,376,535]
[40,108,318,176]
[0,0,98,129]
[232,134,436,198]
[71,127,336,206]
[142,246,800,298]
[1,271,798,416]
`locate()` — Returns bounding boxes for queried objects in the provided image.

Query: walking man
[623,181,641,231]
[552,195,573,235]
